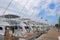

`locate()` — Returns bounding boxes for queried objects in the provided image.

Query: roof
[1,14,20,18]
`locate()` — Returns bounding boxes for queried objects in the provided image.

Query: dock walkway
[0,34,4,40]
[36,28,60,40]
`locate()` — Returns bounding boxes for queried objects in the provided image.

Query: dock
[0,34,4,40]
[36,28,60,40]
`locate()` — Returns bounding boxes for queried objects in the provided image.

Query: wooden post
[4,27,13,40]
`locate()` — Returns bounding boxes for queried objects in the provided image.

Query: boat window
[23,22,29,25]
[23,22,26,24]
[41,27,43,29]
[5,26,11,30]
[13,26,18,30]
[19,26,22,29]
[10,26,14,30]
[6,26,18,30]
[38,26,40,28]
[25,26,29,29]
[32,26,35,28]
[0,27,3,30]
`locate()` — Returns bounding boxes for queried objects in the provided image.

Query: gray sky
[0,0,60,25]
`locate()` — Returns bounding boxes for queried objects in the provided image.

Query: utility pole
[58,17,60,27]
[58,17,60,32]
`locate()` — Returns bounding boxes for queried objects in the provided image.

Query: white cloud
[13,0,41,19]
[46,9,57,16]
[0,0,11,8]
[13,0,28,7]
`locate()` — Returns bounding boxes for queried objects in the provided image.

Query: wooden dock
[0,34,4,40]
[36,28,60,40]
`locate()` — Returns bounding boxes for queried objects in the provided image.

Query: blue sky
[0,0,60,25]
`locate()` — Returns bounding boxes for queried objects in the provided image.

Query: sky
[0,0,60,25]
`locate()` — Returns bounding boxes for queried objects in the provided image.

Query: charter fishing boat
[0,14,50,40]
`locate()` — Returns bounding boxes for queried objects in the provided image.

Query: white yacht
[0,14,27,36]
[0,14,37,36]
[0,14,50,40]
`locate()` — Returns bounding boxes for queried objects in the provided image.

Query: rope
[19,0,31,16]
[3,0,13,15]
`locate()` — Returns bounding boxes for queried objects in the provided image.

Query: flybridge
[0,14,20,18]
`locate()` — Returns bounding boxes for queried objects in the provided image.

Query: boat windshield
[0,27,3,30]
[6,26,18,30]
